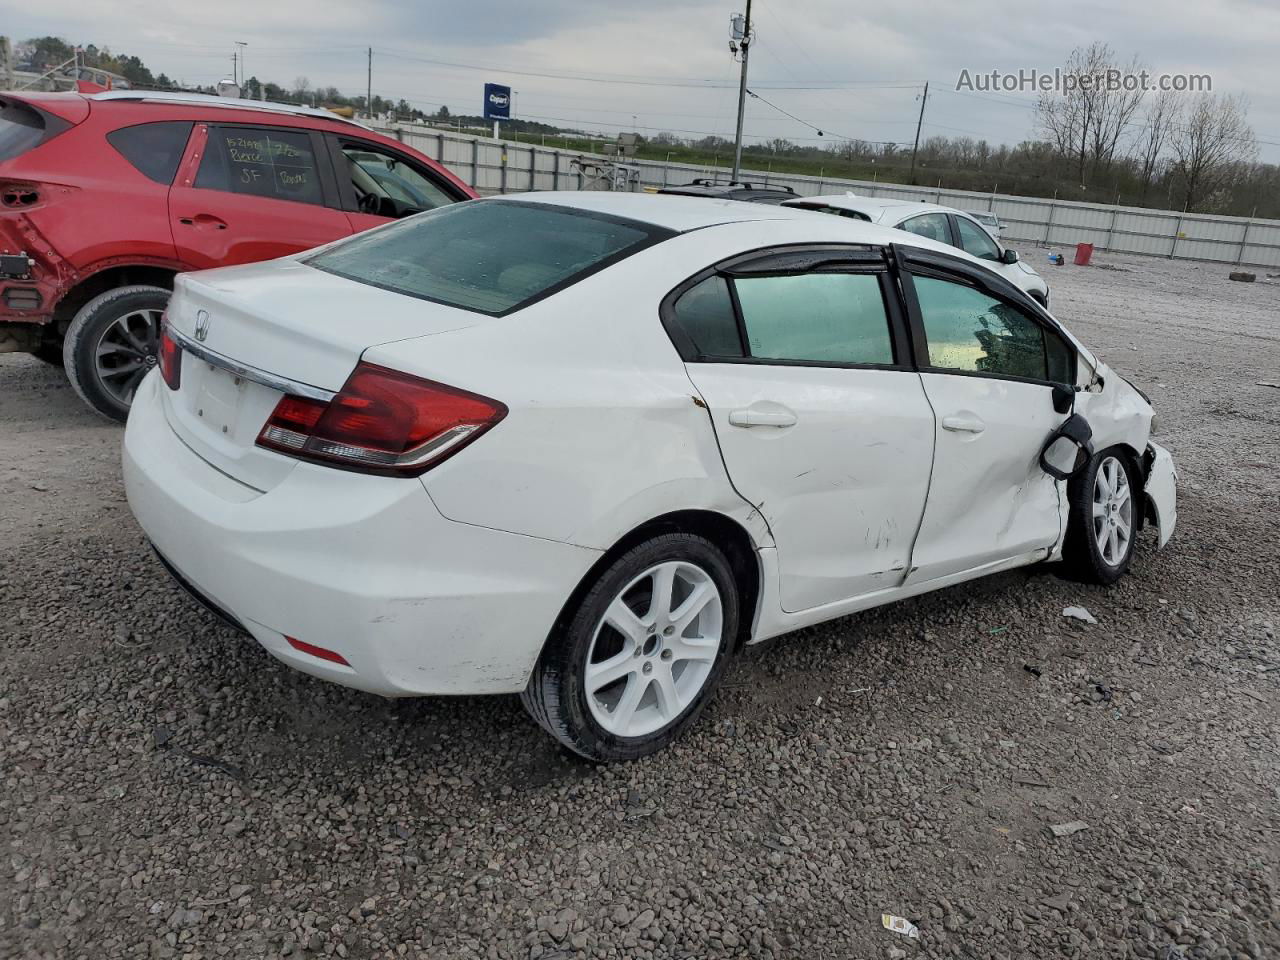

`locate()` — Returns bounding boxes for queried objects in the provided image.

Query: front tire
[63,285,171,422]
[521,533,738,762]
[1062,449,1139,584]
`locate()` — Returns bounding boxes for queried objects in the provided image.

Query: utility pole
[909,81,929,184]
[367,47,373,117]
[235,41,247,88]
[731,0,753,183]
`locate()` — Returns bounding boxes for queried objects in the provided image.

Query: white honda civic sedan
[123,193,1177,761]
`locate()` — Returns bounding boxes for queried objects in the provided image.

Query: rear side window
[735,273,893,364]
[0,99,48,164]
[671,276,743,358]
[196,127,323,206]
[308,200,670,316]
[107,122,192,185]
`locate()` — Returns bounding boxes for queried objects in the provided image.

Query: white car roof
[781,194,949,222]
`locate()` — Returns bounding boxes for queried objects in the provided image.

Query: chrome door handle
[728,408,798,428]
[942,415,986,434]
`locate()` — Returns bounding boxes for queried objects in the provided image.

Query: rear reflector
[256,362,506,476]
[158,319,182,391]
[285,636,350,666]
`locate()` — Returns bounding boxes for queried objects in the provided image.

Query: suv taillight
[158,319,182,390]
[256,362,506,476]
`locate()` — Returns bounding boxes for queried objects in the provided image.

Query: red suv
[0,90,475,420]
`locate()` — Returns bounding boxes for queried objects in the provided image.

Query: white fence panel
[372,121,1280,269]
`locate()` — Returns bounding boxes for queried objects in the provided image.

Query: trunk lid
[162,259,487,491]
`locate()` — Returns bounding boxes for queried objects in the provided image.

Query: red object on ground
[1074,242,1095,266]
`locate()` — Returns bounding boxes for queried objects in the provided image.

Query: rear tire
[1061,448,1139,584]
[63,285,170,422]
[521,533,738,762]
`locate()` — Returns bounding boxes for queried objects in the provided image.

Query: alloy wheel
[1092,455,1133,567]
[94,307,162,406]
[584,560,723,738]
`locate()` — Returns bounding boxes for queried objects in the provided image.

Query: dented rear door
[674,250,936,613]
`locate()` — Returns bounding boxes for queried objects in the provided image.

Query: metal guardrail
[374,121,1280,269]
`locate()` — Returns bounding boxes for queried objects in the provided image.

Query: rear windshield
[0,100,47,164]
[307,200,671,316]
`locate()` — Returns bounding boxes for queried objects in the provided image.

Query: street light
[234,41,247,90]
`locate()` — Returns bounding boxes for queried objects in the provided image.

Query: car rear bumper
[123,372,601,696]
[1143,441,1177,549]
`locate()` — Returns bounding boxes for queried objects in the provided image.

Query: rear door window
[667,259,898,367]
[196,126,324,206]
[307,199,671,316]
[107,121,193,184]
[734,272,894,365]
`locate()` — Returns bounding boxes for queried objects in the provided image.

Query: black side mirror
[1040,413,1093,480]
[1002,248,1020,264]
[1052,383,1075,414]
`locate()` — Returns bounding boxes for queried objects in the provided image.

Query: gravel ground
[1,251,1277,960]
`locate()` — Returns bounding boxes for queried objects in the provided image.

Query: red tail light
[256,362,506,476]
[158,320,182,391]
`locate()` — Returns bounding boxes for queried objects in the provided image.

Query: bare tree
[1087,51,1147,178]
[1038,42,1145,187]
[293,76,311,102]
[1169,93,1257,210]
[1133,91,1181,203]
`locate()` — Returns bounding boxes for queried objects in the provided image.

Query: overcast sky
[4,0,1278,163]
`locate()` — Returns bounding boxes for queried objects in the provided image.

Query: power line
[745,88,908,145]
[375,47,917,91]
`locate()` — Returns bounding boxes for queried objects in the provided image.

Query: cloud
[4,0,1276,160]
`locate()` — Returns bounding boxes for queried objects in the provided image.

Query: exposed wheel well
[50,266,176,343]
[543,510,762,663]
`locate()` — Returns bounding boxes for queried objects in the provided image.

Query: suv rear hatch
[162,259,488,491]
[0,95,82,169]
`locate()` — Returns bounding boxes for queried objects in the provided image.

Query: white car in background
[967,210,1004,238]
[123,193,1175,761]
[783,195,1049,307]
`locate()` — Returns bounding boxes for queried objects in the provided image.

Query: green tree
[24,36,74,69]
